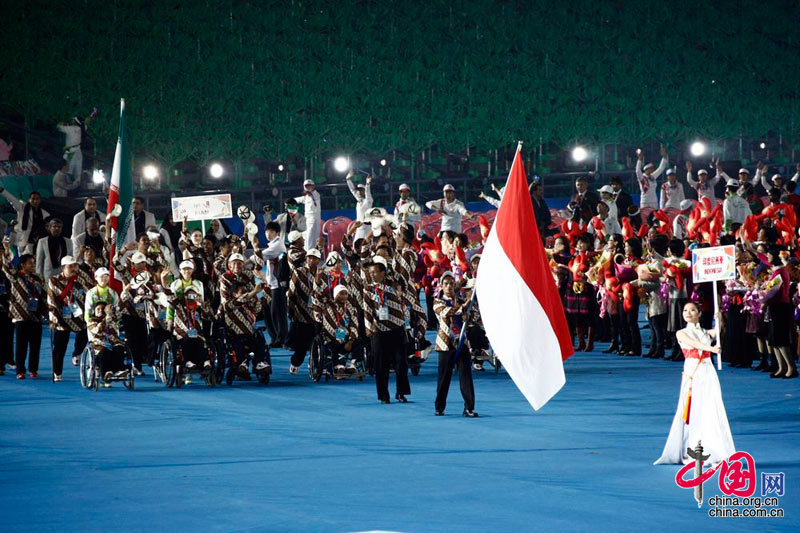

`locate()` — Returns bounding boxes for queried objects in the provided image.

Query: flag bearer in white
[346,170,373,241]
[295,179,322,251]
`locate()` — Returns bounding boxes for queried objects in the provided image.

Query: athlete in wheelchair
[219,280,272,385]
[165,282,216,387]
[83,299,134,390]
[309,284,367,381]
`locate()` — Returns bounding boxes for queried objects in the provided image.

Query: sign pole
[201,219,206,236]
[713,281,721,370]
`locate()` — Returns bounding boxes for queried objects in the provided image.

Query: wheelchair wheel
[490,351,501,373]
[308,339,324,383]
[164,344,177,388]
[123,345,136,391]
[79,346,93,390]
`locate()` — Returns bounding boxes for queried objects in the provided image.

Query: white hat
[443,184,455,192]
[598,185,615,195]
[333,284,349,299]
[228,253,245,262]
[179,260,195,270]
[356,183,365,189]
[371,255,388,268]
[738,168,750,175]
[325,251,342,266]
[771,173,783,183]
[697,169,708,175]
[288,230,303,243]
[303,179,314,187]
[306,248,321,259]
[666,168,676,176]
[146,230,161,241]
[726,179,739,188]
[131,251,147,264]
[398,183,411,191]
[679,199,694,211]
[60,255,77,266]
[440,270,455,281]
[94,267,110,279]
[643,163,655,170]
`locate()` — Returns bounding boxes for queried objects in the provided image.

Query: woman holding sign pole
[654,302,736,466]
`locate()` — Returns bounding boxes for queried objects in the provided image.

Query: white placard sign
[171,194,232,222]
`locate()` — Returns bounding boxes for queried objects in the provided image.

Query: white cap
[726,179,739,188]
[679,199,694,211]
[598,185,614,194]
[771,173,783,183]
[94,267,110,279]
[371,255,388,268]
[131,251,147,264]
[60,255,77,266]
[440,270,455,281]
[288,230,303,243]
[697,169,708,175]
[303,179,314,187]
[333,284,349,299]
[306,248,321,259]
[179,260,195,270]
[356,183,365,189]
[666,168,676,176]
[228,253,245,262]
[643,163,655,170]
[399,183,411,191]
[738,168,750,175]
[146,230,161,241]
[325,251,342,265]
[443,184,455,192]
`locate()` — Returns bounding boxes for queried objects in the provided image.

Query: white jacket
[35,236,73,281]
[659,182,685,210]
[636,157,668,208]
[71,208,106,239]
[1,189,50,252]
[294,190,321,221]
[425,198,468,233]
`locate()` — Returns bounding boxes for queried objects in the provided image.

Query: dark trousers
[326,338,363,367]
[622,300,641,354]
[371,327,410,401]
[230,333,270,369]
[52,328,88,376]
[15,320,43,374]
[435,349,475,413]
[647,313,667,357]
[269,287,289,345]
[98,345,127,375]
[147,327,170,366]
[121,315,148,370]
[0,314,14,367]
[179,338,209,367]
[289,321,316,367]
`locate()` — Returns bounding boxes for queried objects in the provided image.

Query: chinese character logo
[675,442,756,508]
[761,473,785,497]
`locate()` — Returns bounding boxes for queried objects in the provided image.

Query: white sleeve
[35,240,45,278]
[760,171,771,191]
[635,159,643,180]
[652,157,668,179]
[1,189,24,214]
[425,200,439,211]
[261,241,283,261]
[346,178,358,200]
[484,196,501,208]
[686,172,698,188]
[791,171,799,183]
[454,201,468,215]
[659,187,666,210]
[365,183,373,203]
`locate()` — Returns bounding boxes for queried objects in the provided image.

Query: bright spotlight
[333,156,350,173]
[380,159,387,167]
[209,163,224,178]
[92,169,105,184]
[690,142,706,157]
[142,164,159,180]
[759,142,766,150]
[277,164,285,172]
[572,146,588,162]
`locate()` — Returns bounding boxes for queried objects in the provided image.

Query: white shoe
[72,356,79,366]
[256,361,271,371]
[334,364,345,373]
[104,371,113,381]
[184,375,192,385]
[289,365,299,375]
[53,374,63,382]
[103,381,112,388]
[203,360,212,370]
[185,361,196,370]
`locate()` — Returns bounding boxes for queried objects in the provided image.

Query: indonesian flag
[106,99,133,292]
[476,143,573,410]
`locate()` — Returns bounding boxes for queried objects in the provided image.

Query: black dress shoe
[380,399,391,404]
[602,344,619,354]
[769,371,785,378]
[462,410,479,418]
[395,394,408,403]
[435,410,444,416]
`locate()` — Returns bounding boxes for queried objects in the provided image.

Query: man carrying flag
[106,99,134,293]
[476,142,574,411]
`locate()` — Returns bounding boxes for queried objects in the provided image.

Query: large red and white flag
[476,143,573,410]
[107,98,133,293]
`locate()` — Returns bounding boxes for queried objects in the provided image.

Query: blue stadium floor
[1,321,798,532]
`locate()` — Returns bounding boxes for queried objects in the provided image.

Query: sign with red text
[692,245,736,283]
[171,193,232,223]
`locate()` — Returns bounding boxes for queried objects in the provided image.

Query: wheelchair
[214,325,272,386]
[406,333,432,377]
[308,334,368,383]
[163,337,217,388]
[465,325,500,373]
[79,343,135,391]
[471,346,501,373]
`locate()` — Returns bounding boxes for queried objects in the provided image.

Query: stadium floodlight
[759,142,766,150]
[571,146,589,162]
[92,169,105,184]
[209,162,224,178]
[690,141,706,157]
[142,164,159,180]
[277,164,285,172]
[380,159,387,167]
[333,156,350,173]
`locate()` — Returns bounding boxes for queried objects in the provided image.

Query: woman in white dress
[654,301,736,466]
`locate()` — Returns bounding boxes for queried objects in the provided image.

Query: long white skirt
[654,358,736,465]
